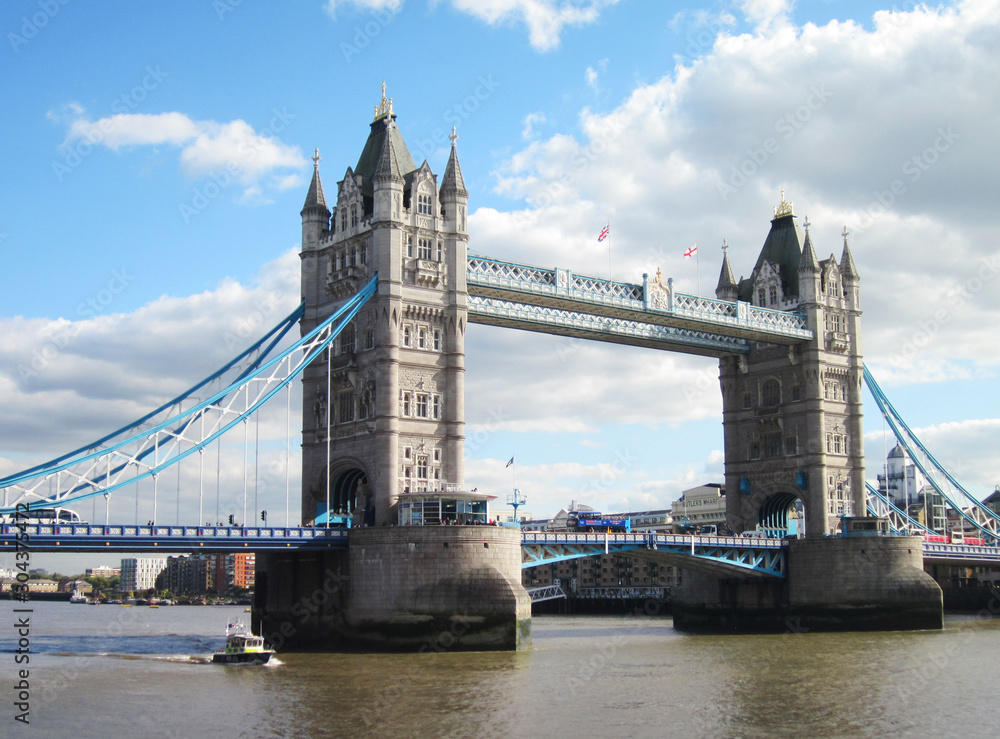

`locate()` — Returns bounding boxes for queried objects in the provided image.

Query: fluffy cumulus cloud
[57,109,307,199]
[476,0,1000,383]
[463,0,1000,506]
[0,251,304,522]
[326,0,620,50]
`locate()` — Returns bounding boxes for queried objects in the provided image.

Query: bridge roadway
[4,525,996,574]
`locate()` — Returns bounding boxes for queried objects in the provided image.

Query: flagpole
[696,241,701,295]
[607,224,613,283]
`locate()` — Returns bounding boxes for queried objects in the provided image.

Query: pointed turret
[302,148,328,213]
[440,127,468,197]
[840,226,859,281]
[373,120,404,183]
[439,126,469,236]
[301,149,330,252]
[716,239,739,301]
[798,217,820,274]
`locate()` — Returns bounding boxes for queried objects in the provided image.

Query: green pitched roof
[739,212,805,301]
[354,115,417,196]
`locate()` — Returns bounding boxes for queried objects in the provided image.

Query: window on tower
[761,379,780,406]
[339,323,356,354]
[351,204,358,227]
[757,289,766,306]
[418,238,433,260]
[417,193,433,215]
[768,285,777,306]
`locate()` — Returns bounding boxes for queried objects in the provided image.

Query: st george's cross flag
[684,244,698,258]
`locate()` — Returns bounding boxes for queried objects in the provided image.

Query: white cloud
[59,110,307,199]
[475,0,1000,389]
[736,0,793,35]
[325,0,403,18]
[456,0,1000,514]
[0,251,301,464]
[327,0,618,51]
[521,112,547,139]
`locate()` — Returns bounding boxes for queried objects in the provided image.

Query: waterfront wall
[254,526,531,651]
[672,536,942,632]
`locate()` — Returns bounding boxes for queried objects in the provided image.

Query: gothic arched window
[761,378,780,406]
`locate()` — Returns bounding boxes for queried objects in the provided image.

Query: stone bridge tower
[298,87,469,526]
[718,195,865,538]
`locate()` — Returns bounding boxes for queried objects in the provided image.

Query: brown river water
[2,600,999,738]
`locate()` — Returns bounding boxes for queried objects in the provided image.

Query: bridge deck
[0,524,348,552]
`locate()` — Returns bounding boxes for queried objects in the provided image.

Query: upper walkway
[466,256,813,357]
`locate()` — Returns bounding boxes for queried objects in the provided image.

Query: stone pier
[254,526,531,651]
[672,537,942,632]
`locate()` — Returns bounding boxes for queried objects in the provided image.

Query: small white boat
[211,621,274,665]
[69,590,88,604]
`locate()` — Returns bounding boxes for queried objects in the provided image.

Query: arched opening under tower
[757,492,804,538]
[314,467,373,525]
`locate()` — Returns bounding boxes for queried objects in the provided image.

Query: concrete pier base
[254,526,531,651]
[672,536,943,633]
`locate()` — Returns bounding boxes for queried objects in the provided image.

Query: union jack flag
[598,224,610,242]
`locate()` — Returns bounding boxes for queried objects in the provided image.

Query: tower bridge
[4,87,995,647]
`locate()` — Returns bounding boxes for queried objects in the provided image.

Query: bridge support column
[672,537,942,633]
[344,527,530,651]
[254,527,531,651]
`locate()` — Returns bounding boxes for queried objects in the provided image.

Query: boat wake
[48,651,213,664]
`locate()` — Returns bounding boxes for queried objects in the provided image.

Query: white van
[742,530,768,538]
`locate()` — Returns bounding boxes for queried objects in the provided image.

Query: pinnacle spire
[302,147,328,212]
[716,239,738,299]
[840,225,859,280]
[798,215,819,273]
[373,122,403,182]
[441,126,468,196]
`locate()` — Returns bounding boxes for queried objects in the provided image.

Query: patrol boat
[211,621,274,665]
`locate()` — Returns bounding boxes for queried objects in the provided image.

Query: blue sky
[2,0,999,572]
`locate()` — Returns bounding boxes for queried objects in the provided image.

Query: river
[2,600,998,738]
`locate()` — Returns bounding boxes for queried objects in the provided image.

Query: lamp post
[507,490,526,527]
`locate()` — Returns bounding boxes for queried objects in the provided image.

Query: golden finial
[655,267,664,285]
[773,187,794,218]
[373,81,393,121]
[312,148,321,166]
[449,126,458,146]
